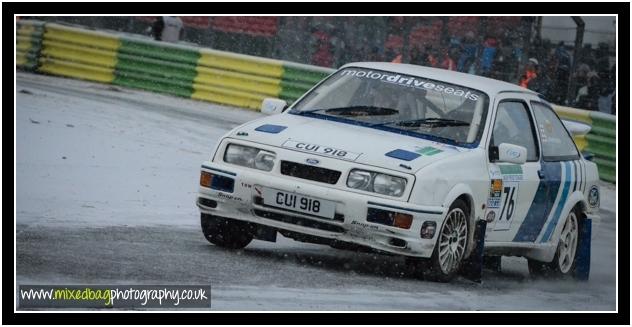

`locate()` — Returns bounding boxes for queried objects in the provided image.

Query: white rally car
[196,63,600,282]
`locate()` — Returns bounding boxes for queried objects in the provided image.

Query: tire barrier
[16,21,615,183]
[23,21,333,109]
[16,20,45,71]
[553,105,616,183]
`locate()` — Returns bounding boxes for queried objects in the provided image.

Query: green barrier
[118,38,200,65]
[553,105,616,184]
[16,20,45,71]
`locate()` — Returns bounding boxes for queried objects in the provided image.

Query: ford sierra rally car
[196,62,600,282]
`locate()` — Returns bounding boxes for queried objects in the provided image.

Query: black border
[5,1,630,325]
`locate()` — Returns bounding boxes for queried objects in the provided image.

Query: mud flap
[460,219,487,283]
[573,218,591,281]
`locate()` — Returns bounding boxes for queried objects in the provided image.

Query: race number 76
[499,186,516,221]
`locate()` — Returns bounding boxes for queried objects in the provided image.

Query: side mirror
[261,98,287,115]
[490,143,527,165]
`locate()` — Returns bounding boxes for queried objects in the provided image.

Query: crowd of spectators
[299,17,615,114]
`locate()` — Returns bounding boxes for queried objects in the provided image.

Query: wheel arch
[441,184,477,258]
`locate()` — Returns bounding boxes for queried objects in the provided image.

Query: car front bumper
[196,161,446,258]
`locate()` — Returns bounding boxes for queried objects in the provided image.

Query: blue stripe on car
[540,161,573,243]
[512,161,562,242]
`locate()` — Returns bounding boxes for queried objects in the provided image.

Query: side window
[531,102,579,161]
[491,101,539,161]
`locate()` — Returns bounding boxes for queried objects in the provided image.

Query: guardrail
[15,20,615,183]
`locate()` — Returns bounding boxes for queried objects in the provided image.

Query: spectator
[310,28,334,67]
[519,58,539,88]
[457,31,479,73]
[549,42,571,104]
[384,47,402,63]
[439,47,457,71]
[574,67,600,111]
[528,56,555,98]
[427,47,440,67]
[366,46,384,62]
[151,16,184,43]
[479,35,498,76]
[409,45,425,66]
[491,39,517,82]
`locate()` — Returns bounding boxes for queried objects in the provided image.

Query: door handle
[537,170,545,179]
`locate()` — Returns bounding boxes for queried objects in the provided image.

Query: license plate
[261,187,336,219]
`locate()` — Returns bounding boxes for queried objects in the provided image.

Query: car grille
[253,209,345,233]
[280,161,341,184]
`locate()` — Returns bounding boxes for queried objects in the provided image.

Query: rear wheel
[528,209,580,278]
[408,199,469,282]
[201,213,253,249]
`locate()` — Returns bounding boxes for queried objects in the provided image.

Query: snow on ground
[15,72,617,311]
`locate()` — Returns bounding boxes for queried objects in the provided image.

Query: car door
[485,98,542,242]
[527,101,582,244]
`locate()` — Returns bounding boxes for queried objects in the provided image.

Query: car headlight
[224,144,276,171]
[347,169,406,197]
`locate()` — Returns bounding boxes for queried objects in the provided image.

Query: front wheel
[408,199,469,282]
[528,209,580,278]
[201,214,253,249]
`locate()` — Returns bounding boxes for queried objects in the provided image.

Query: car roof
[340,62,538,97]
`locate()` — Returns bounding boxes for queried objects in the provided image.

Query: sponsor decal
[340,69,481,101]
[414,146,443,156]
[385,149,420,161]
[499,164,523,182]
[282,140,361,161]
[217,192,243,202]
[254,124,287,134]
[350,220,379,231]
[490,179,503,197]
[487,198,501,209]
[485,211,496,222]
[240,182,252,189]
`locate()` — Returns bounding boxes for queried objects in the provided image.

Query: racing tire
[528,208,581,278]
[409,199,470,283]
[201,213,253,249]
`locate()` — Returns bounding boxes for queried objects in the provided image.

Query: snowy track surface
[16,72,617,310]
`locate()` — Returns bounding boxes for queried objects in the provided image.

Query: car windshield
[290,67,490,146]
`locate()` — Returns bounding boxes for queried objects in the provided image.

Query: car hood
[228,113,475,174]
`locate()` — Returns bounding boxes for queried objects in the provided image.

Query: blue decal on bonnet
[255,124,287,133]
[385,149,421,161]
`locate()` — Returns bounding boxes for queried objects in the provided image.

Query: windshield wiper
[372,118,470,127]
[296,106,399,116]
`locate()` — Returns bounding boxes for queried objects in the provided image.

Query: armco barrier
[553,105,616,183]
[16,21,615,183]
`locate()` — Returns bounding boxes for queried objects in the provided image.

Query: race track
[15,72,617,310]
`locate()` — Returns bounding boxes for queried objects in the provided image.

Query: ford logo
[305,158,320,165]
